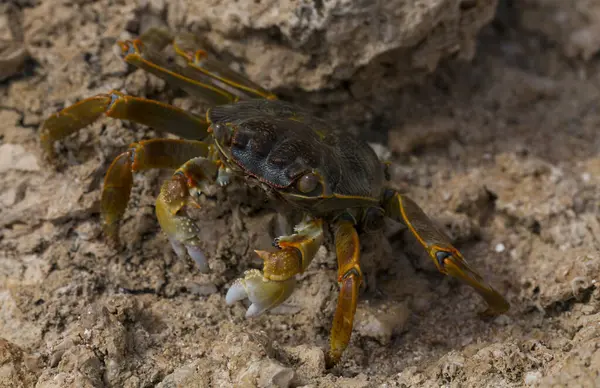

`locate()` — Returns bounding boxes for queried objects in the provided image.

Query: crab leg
[40,90,209,159]
[132,27,277,101]
[155,156,222,272]
[172,33,277,100]
[382,189,510,317]
[119,27,277,105]
[102,139,211,244]
[327,218,363,368]
[225,216,324,317]
[118,39,237,105]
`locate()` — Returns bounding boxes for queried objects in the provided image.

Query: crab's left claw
[226,269,297,317]
[382,189,510,317]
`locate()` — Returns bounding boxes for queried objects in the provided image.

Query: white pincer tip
[226,281,248,305]
[246,303,265,318]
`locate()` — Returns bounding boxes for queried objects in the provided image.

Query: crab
[40,28,509,367]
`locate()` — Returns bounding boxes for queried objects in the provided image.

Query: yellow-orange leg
[118,39,237,106]
[326,218,363,368]
[172,32,277,101]
[40,90,210,160]
[101,139,211,244]
[382,189,510,317]
[226,216,324,317]
[155,156,222,272]
[124,27,277,103]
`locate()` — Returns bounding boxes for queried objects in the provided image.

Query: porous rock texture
[163,0,498,92]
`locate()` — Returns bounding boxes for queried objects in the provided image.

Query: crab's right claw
[226,269,296,317]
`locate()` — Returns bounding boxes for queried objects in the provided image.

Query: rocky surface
[1,0,600,387]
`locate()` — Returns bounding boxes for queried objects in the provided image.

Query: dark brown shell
[208,99,384,200]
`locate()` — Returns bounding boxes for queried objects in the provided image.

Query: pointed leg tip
[324,352,340,369]
[478,309,500,320]
[478,301,510,320]
[102,226,121,249]
[39,138,56,163]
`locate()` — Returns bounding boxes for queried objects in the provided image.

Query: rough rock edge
[162,0,499,91]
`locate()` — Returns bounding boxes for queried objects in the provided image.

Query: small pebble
[238,359,295,388]
[258,360,295,388]
[524,371,542,385]
[495,243,506,253]
[354,302,410,345]
[189,282,218,296]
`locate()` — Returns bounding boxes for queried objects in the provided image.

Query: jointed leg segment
[382,189,510,317]
[172,33,277,101]
[119,28,278,105]
[118,39,237,105]
[40,90,210,160]
[101,138,212,244]
[327,218,363,368]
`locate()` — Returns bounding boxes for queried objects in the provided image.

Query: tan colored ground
[1,1,600,387]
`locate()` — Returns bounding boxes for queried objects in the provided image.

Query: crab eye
[297,173,319,193]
